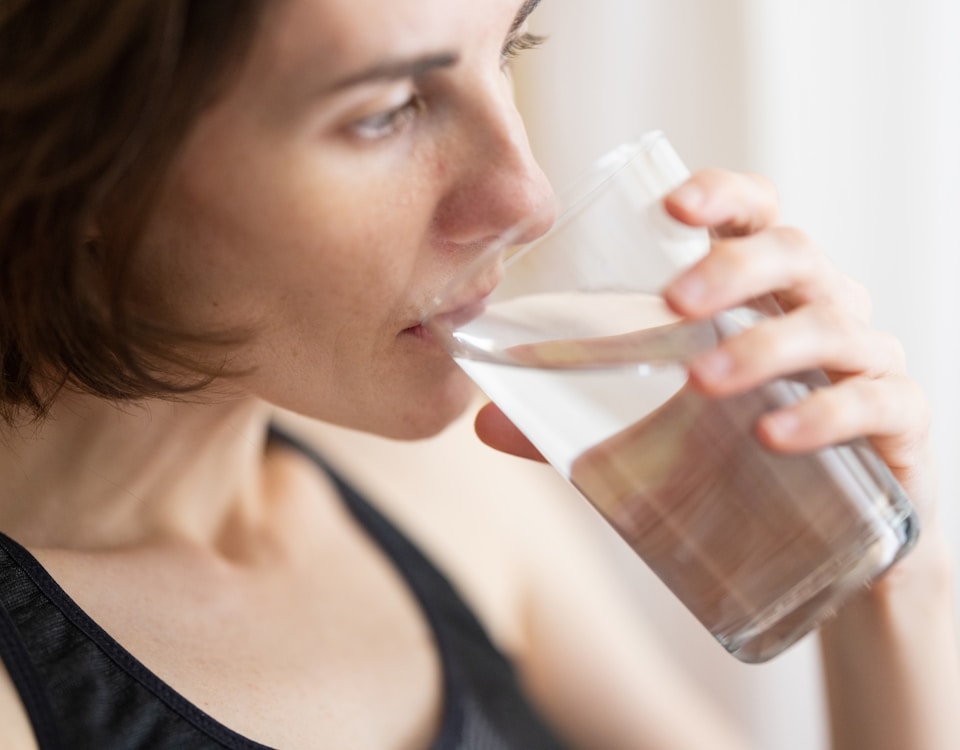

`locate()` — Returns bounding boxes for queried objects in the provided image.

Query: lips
[428,260,502,324]
[401,256,503,346]
[400,291,487,345]
[401,323,434,343]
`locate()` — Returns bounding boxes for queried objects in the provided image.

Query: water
[448,292,918,662]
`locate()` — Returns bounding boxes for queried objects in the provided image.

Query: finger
[664,169,780,237]
[755,374,931,469]
[688,305,907,397]
[758,374,937,525]
[474,402,546,462]
[664,226,872,321]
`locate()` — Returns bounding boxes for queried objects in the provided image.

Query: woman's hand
[478,167,936,524]
[663,168,957,750]
[477,167,958,749]
[661,169,936,519]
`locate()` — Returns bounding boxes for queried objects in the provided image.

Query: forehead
[255,0,520,77]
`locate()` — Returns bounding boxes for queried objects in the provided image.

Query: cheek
[133,111,459,423]
[129,198,235,334]
[276,164,447,324]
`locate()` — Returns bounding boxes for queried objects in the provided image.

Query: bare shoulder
[0,661,39,750]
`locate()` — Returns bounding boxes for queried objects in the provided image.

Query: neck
[0,391,274,553]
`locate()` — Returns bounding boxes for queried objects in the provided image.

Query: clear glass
[423,132,919,663]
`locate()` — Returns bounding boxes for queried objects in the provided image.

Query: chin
[283,362,479,442]
[378,367,480,441]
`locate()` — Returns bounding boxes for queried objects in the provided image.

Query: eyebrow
[324,0,542,93]
[510,0,543,34]
[327,51,460,91]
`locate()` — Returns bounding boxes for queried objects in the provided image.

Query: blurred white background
[515,1,960,748]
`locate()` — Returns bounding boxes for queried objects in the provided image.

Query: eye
[500,31,547,68]
[351,94,424,141]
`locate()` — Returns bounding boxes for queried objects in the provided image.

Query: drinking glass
[422,132,919,662]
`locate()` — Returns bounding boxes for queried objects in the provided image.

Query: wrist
[819,523,960,750]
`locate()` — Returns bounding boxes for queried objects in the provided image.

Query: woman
[0,1,957,748]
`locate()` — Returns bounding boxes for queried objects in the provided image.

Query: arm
[478,168,960,748]
[819,528,960,750]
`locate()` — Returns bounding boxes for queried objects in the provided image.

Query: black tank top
[0,428,569,749]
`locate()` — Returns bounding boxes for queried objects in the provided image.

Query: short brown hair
[0,0,265,424]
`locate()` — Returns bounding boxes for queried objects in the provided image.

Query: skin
[477,169,960,749]
[1,0,958,748]
[132,0,554,440]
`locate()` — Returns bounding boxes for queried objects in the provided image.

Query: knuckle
[689,167,733,194]
[696,169,781,235]
[844,379,874,423]
[798,373,932,459]
[818,378,868,424]
[770,225,819,262]
[754,321,791,358]
[710,237,753,275]
[810,302,855,336]
[701,237,753,286]
[804,304,867,361]
[861,375,927,435]
[877,330,908,372]
[795,387,854,443]
[697,166,729,182]
[901,375,931,431]
[840,276,874,320]
[744,171,780,205]
[729,320,790,369]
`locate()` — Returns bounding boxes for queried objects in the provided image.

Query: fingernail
[667,273,706,308]
[762,411,800,443]
[691,349,732,384]
[670,182,706,212]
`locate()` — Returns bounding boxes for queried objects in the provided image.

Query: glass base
[718,511,919,663]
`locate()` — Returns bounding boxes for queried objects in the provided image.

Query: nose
[431,81,556,249]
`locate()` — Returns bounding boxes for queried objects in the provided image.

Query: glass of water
[422,132,918,663]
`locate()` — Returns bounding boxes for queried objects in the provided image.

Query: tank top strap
[267,426,569,750]
[0,543,66,750]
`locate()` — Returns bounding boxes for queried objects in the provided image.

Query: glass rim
[421,131,670,323]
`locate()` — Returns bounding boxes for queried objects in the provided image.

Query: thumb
[474,402,546,462]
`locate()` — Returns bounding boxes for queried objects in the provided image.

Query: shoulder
[271,401,610,655]
[272,405,752,749]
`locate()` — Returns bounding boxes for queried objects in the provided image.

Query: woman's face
[135,0,552,438]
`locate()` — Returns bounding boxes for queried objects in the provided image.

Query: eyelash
[352,95,425,141]
[500,31,547,66]
[350,32,547,142]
